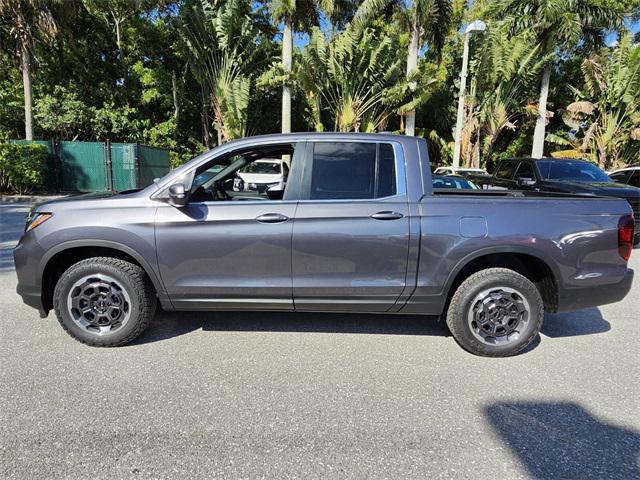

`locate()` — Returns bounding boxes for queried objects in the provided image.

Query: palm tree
[298,26,406,133]
[487,0,627,158]
[181,0,268,143]
[354,0,452,136]
[269,0,334,134]
[0,0,60,140]
[466,29,545,166]
[551,35,640,169]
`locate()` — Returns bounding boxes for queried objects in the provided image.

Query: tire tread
[53,257,156,347]
[446,267,544,357]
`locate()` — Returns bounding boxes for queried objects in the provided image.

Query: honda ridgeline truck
[14,133,636,357]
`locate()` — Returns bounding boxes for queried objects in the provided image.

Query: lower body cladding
[12,234,636,357]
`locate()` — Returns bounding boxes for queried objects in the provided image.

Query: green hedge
[0,143,47,195]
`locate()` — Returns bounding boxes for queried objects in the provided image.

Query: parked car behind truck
[433,166,493,187]
[490,157,640,244]
[234,158,289,193]
[14,134,635,357]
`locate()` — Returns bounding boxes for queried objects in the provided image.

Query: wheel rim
[467,286,530,345]
[66,274,131,336]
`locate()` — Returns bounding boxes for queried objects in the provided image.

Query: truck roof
[220,131,409,145]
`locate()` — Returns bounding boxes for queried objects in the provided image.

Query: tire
[446,268,544,357]
[53,257,157,347]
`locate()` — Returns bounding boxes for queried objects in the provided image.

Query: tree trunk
[531,66,551,158]
[172,72,180,121]
[405,20,420,136]
[114,17,123,53]
[21,45,34,141]
[281,19,293,134]
[201,86,210,148]
[56,36,65,83]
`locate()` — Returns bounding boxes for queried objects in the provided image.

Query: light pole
[452,20,486,168]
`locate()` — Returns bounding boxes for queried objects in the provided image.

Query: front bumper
[16,283,45,315]
[13,232,47,316]
[557,268,634,312]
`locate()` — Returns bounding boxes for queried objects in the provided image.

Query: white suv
[234,158,289,193]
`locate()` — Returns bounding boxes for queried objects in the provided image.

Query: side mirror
[517,177,537,188]
[168,183,188,207]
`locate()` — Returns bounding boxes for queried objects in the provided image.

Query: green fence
[138,145,171,188]
[10,140,169,192]
[110,143,138,192]
[60,141,109,192]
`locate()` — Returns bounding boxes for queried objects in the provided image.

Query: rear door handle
[370,211,404,220]
[256,213,289,224]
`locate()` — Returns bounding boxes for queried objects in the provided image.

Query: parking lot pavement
[1,203,639,479]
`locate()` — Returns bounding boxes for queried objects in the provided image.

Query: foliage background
[0,0,639,173]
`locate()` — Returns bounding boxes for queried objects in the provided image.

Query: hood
[34,189,143,211]
[236,172,283,184]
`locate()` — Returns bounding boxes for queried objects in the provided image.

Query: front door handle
[370,211,404,220]
[256,213,289,224]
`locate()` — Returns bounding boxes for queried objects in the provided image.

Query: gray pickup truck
[14,133,635,356]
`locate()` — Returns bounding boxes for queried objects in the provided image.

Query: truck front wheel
[446,268,544,357]
[53,257,157,347]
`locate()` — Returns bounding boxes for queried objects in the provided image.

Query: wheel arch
[443,246,560,313]
[40,240,167,313]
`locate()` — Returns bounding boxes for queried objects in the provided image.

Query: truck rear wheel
[446,268,544,357]
[53,257,157,347]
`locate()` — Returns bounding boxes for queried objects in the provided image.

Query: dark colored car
[491,157,640,243]
[14,134,635,357]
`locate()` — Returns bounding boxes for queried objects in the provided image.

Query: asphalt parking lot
[1,201,639,479]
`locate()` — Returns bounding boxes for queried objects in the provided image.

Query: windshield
[537,160,611,183]
[241,161,280,174]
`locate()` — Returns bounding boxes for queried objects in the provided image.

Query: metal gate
[10,140,170,192]
[110,143,138,191]
[59,141,109,192]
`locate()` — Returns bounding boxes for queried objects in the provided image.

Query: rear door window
[496,161,517,180]
[514,162,535,179]
[610,171,630,184]
[309,142,397,200]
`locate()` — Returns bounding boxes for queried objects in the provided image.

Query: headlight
[25,211,53,232]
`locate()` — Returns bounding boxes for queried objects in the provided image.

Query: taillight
[618,214,635,261]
